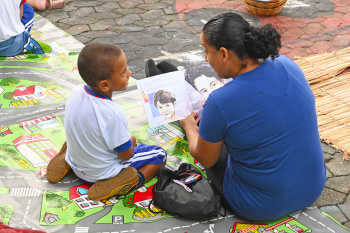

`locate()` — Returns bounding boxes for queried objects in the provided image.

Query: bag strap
[148,199,163,214]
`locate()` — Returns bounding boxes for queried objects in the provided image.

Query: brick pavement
[36,0,350,228]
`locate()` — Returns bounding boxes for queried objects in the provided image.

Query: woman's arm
[180,111,223,168]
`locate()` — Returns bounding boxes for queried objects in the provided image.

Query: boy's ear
[174,101,177,106]
[98,80,110,92]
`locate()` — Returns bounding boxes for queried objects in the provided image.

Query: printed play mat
[0,15,349,233]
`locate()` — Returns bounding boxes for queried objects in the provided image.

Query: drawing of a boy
[185,64,224,100]
[153,90,184,126]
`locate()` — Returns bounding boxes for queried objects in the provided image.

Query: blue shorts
[80,144,167,185]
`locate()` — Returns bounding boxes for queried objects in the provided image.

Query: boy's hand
[131,135,138,147]
[180,111,201,132]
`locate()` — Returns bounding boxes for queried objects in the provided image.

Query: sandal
[48,0,65,10]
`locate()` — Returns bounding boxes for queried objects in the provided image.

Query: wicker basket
[243,0,287,16]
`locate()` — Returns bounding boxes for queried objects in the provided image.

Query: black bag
[150,163,223,220]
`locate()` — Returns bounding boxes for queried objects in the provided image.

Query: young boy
[153,90,184,126]
[0,0,36,56]
[46,43,167,201]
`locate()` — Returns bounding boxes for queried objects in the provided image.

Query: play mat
[0,15,349,233]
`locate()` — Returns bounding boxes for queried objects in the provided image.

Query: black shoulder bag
[149,163,224,220]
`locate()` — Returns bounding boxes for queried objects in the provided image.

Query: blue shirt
[199,55,326,221]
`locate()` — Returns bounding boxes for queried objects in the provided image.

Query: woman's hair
[78,43,122,87]
[153,90,176,107]
[202,12,281,60]
[184,64,223,91]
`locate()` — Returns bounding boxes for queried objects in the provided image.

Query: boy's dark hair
[184,65,223,91]
[202,12,281,60]
[153,90,176,107]
[78,43,122,87]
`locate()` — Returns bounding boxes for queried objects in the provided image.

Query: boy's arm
[118,146,134,161]
[115,136,137,161]
[20,4,24,19]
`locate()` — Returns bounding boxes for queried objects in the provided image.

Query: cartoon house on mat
[70,184,119,210]
[19,115,61,134]
[13,134,60,167]
[132,185,155,208]
[43,213,59,224]
[12,85,48,101]
[146,124,184,146]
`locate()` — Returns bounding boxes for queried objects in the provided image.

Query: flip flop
[48,0,64,10]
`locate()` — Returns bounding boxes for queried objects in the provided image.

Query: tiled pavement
[36,0,350,228]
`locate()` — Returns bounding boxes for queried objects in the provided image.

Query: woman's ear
[220,47,229,61]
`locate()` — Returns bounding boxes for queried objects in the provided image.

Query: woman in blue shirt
[180,12,326,221]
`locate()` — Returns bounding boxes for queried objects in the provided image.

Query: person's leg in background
[26,0,47,11]
[21,3,35,33]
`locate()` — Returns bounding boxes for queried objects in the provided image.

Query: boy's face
[156,101,176,119]
[194,75,224,99]
[108,51,132,92]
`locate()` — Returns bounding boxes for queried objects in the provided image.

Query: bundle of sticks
[294,47,350,160]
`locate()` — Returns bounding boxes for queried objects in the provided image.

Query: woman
[180,12,326,222]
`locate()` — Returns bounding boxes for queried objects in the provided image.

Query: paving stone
[315,2,336,12]
[315,188,347,207]
[52,22,71,31]
[326,176,350,194]
[118,0,144,9]
[162,39,189,52]
[339,195,350,220]
[89,12,122,20]
[94,2,121,12]
[118,43,143,53]
[80,30,116,39]
[324,152,334,163]
[39,11,69,23]
[89,19,116,31]
[122,25,145,32]
[140,9,165,20]
[322,143,337,155]
[332,34,350,47]
[68,7,95,18]
[302,22,325,35]
[66,24,91,36]
[113,8,146,15]
[164,6,177,15]
[326,152,350,176]
[59,17,99,26]
[105,26,124,34]
[320,206,348,223]
[134,46,164,59]
[73,35,91,44]
[326,168,332,178]
[137,3,169,11]
[90,37,114,44]
[68,0,103,7]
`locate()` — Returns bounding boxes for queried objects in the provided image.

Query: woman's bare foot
[26,0,47,11]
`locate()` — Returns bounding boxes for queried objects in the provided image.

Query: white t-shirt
[65,84,131,183]
[0,0,25,42]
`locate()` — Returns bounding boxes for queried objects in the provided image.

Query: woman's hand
[180,111,201,132]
